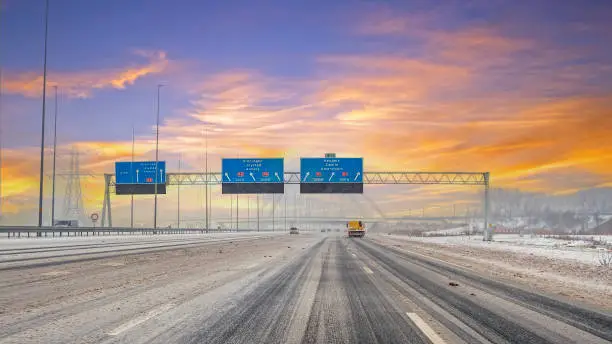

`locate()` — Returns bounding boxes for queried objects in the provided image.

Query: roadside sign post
[91,213,99,228]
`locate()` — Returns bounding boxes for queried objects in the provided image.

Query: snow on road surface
[1,234,610,343]
[0,231,286,250]
[372,233,612,309]
[0,232,288,271]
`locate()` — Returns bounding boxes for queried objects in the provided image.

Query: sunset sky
[1,0,611,226]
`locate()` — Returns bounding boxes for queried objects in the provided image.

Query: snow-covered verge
[388,233,611,266]
[0,231,286,250]
[422,226,469,235]
[371,233,612,309]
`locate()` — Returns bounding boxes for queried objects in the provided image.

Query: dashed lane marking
[406,312,447,344]
[363,266,374,274]
[108,303,176,336]
[352,253,357,258]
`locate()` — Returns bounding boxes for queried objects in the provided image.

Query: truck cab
[347,221,365,238]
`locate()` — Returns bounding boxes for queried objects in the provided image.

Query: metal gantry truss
[102,171,492,240]
[106,172,487,186]
[363,172,486,185]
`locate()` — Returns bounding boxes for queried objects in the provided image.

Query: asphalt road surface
[0,232,610,344]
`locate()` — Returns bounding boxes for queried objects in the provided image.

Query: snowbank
[386,233,611,266]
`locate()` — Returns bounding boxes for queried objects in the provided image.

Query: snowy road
[0,233,610,343]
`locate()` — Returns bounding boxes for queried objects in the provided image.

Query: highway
[0,232,610,344]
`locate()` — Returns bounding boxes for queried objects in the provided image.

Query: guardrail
[0,227,264,238]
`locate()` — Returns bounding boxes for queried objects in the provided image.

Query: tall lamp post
[37,0,50,229]
[51,85,58,227]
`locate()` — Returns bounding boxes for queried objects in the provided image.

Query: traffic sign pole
[130,126,135,228]
[177,154,181,229]
[257,194,260,232]
[154,84,163,231]
[236,194,239,231]
[90,213,99,229]
[51,85,58,227]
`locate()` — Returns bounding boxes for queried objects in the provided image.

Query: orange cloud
[3,18,611,224]
[316,56,471,123]
[0,153,39,200]
[3,51,169,98]
[358,10,532,62]
[358,95,612,191]
[151,55,612,197]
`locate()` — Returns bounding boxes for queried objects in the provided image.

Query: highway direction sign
[115,161,167,195]
[300,157,363,193]
[222,158,284,194]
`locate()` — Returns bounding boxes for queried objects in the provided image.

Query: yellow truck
[347,221,365,238]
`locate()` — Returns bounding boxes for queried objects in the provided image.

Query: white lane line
[406,312,447,344]
[352,253,357,258]
[363,266,373,274]
[108,303,176,336]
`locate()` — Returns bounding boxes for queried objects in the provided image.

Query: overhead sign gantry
[300,157,363,193]
[115,161,166,195]
[221,158,284,194]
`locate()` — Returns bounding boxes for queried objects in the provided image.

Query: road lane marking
[352,253,356,258]
[406,312,447,344]
[363,266,373,274]
[41,270,70,276]
[108,303,176,336]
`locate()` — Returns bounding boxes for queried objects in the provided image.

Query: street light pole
[153,84,163,230]
[37,0,50,229]
[51,85,58,227]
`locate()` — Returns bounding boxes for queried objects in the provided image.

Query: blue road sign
[300,158,363,183]
[222,158,284,183]
[115,161,166,184]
